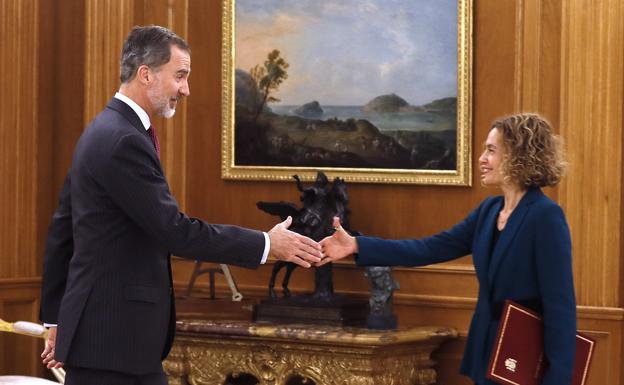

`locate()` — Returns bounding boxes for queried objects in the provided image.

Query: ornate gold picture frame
[221,0,472,185]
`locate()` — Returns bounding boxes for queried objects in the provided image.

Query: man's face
[147,45,191,119]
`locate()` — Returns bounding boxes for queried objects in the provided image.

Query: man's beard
[147,84,176,119]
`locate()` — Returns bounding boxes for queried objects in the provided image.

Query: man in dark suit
[39,25,322,385]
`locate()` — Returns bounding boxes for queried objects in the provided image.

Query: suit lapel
[487,188,542,286]
[473,199,500,284]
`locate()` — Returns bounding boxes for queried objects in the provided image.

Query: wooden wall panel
[576,307,624,385]
[0,279,44,377]
[35,0,55,274]
[0,0,40,279]
[50,0,86,195]
[84,0,134,124]
[558,0,624,308]
[0,0,85,378]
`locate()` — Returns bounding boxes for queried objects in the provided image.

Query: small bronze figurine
[257,172,353,301]
[365,266,400,329]
[255,172,367,326]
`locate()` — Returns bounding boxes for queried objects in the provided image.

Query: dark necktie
[147,126,161,159]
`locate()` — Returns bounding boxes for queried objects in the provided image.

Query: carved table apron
[164,320,457,385]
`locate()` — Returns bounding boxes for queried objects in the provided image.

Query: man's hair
[120,25,190,84]
[491,113,567,188]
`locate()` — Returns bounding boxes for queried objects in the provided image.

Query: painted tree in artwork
[250,49,289,122]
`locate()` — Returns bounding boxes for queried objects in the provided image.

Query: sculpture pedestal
[175,296,254,321]
[164,320,457,385]
[253,294,368,326]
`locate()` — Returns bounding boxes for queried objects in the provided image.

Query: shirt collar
[114,92,151,131]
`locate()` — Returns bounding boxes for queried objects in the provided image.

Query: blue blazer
[356,188,576,385]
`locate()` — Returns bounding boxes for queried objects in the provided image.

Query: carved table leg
[414,368,437,385]
[163,344,189,385]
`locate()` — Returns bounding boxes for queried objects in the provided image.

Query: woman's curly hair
[491,113,567,188]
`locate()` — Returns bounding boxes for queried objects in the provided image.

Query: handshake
[268,216,357,267]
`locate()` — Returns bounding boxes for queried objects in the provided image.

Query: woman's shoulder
[525,189,567,224]
[528,188,562,210]
[464,195,502,222]
[477,194,503,211]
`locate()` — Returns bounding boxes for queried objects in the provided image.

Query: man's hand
[41,326,64,369]
[268,216,323,267]
[317,217,358,266]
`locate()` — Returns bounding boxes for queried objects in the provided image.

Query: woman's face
[478,128,506,187]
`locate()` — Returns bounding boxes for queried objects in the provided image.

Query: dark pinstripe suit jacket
[40,98,265,375]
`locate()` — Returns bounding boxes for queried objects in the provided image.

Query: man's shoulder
[85,104,141,139]
[74,105,145,165]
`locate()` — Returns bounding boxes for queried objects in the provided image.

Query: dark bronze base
[366,314,398,330]
[253,294,368,326]
[175,296,255,321]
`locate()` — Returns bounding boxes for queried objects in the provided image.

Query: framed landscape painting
[221,0,473,185]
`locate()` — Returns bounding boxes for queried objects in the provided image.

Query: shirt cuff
[261,232,270,264]
[43,323,57,328]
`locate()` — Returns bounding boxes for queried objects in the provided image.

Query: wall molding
[0,277,44,377]
[0,277,41,290]
[173,279,623,320]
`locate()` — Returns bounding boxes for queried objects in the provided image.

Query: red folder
[486,300,595,385]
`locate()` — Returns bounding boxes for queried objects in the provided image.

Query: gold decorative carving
[162,344,189,385]
[165,320,456,385]
[180,340,436,385]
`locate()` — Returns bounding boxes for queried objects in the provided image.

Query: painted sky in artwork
[235,0,457,106]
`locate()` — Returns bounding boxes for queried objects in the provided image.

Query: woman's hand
[317,217,358,266]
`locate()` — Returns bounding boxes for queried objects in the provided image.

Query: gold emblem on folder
[505,358,518,372]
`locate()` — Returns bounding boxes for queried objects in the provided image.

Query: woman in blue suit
[319,113,576,385]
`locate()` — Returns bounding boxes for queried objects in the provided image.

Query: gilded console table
[163,320,457,385]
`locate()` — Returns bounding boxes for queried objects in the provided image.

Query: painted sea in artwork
[270,105,455,132]
[234,0,458,170]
